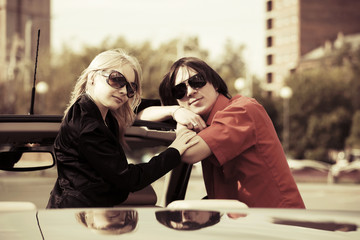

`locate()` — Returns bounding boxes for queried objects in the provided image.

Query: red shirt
[198,94,305,208]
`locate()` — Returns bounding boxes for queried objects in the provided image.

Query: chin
[191,107,206,116]
[110,104,124,111]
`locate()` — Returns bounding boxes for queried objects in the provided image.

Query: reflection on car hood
[1,208,359,239]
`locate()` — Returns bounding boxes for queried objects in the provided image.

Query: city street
[1,169,360,211]
[183,176,360,211]
[153,167,360,211]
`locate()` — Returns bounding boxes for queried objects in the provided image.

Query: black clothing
[47,94,181,208]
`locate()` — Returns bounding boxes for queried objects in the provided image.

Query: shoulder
[229,95,261,107]
[207,95,268,128]
[63,97,102,133]
[212,95,258,115]
[225,95,266,115]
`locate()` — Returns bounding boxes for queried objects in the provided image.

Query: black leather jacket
[47,94,180,208]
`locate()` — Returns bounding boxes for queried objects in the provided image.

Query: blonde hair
[64,49,142,145]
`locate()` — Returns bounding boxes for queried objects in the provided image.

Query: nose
[186,83,196,97]
[118,85,128,96]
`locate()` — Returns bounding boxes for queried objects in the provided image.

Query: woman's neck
[86,92,108,121]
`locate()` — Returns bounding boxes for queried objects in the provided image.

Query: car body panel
[0,210,43,239]
[1,208,359,240]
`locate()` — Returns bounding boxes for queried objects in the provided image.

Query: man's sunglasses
[100,70,138,98]
[171,74,207,99]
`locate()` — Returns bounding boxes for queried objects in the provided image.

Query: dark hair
[159,57,231,106]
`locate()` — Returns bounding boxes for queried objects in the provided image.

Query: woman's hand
[169,128,199,155]
[172,107,207,132]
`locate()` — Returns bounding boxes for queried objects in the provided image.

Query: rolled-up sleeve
[198,102,256,166]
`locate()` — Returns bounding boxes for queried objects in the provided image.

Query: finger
[200,121,207,129]
[186,122,194,129]
[180,132,197,144]
[175,129,195,140]
[191,121,206,132]
[175,127,187,136]
[192,124,201,133]
[186,138,200,147]
[181,131,196,139]
[195,117,207,129]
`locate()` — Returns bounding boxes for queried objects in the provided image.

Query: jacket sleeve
[78,122,181,192]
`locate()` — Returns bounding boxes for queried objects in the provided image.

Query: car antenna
[29,29,40,115]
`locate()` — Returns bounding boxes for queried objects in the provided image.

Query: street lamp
[36,81,49,113]
[36,81,49,94]
[280,86,293,155]
[234,78,246,93]
[234,77,253,97]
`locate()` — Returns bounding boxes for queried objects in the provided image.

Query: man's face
[174,67,219,118]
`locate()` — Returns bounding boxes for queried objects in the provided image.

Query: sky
[51,0,265,76]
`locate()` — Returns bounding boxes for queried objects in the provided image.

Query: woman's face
[89,64,136,119]
[174,67,219,118]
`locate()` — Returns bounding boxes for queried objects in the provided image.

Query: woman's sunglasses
[171,74,207,99]
[100,70,138,98]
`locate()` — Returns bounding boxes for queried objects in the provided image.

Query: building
[0,0,50,85]
[264,0,360,97]
[298,32,360,71]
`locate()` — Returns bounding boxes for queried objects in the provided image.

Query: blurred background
[0,0,360,180]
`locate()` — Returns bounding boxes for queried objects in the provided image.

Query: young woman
[137,57,305,208]
[47,49,198,208]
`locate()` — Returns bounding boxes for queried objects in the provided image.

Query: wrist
[171,106,182,119]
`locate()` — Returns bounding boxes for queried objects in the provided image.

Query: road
[1,169,360,211]
[180,173,360,211]
[153,165,360,211]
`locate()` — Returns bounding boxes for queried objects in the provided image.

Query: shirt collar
[205,94,232,125]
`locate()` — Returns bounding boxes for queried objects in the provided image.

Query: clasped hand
[172,107,206,132]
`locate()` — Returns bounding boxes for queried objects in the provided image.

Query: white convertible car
[0,114,359,240]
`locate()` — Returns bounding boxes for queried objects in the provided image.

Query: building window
[267,72,273,84]
[267,36,273,47]
[267,55,273,65]
[267,1,273,11]
[267,18,273,29]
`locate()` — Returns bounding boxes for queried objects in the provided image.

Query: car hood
[1,207,359,240]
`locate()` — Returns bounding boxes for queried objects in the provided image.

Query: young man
[137,57,305,208]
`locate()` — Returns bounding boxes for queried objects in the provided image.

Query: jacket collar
[79,94,104,121]
[78,94,119,137]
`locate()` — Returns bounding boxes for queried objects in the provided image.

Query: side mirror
[0,145,55,171]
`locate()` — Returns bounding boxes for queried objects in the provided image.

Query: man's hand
[173,107,207,132]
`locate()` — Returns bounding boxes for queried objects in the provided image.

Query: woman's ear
[88,72,98,88]
[85,73,96,94]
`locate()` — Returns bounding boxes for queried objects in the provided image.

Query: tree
[6,35,213,114]
[139,36,209,99]
[214,39,246,96]
[285,63,353,162]
[346,110,360,149]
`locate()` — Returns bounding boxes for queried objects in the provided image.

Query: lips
[189,97,202,105]
[113,95,124,103]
